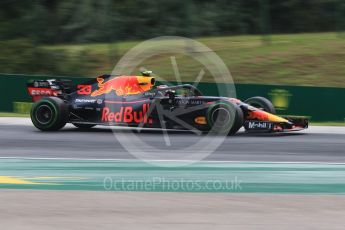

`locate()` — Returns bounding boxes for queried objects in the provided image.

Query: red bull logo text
[101,104,153,124]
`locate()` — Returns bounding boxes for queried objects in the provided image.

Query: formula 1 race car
[27,71,308,134]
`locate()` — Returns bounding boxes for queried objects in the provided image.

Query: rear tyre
[72,123,96,129]
[206,102,242,135]
[30,97,68,131]
[244,96,276,114]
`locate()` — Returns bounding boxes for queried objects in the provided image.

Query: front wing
[244,116,308,132]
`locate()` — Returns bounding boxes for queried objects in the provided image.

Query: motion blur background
[1,0,344,85]
[0,0,345,121]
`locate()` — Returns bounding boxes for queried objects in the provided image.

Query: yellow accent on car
[266,113,289,123]
[195,116,207,125]
[136,76,155,92]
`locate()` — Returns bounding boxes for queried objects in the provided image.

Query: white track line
[1,156,345,165]
[0,117,32,126]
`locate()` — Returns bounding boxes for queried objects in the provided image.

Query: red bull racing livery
[27,71,308,134]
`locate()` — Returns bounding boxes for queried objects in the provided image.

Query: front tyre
[207,102,238,135]
[229,105,244,135]
[30,97,68,131]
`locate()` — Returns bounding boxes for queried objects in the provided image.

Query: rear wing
[27,79,74,102]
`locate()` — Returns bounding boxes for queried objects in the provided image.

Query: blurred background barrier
[0,74,344,122]
[195,82,345,122]
[0,74,87,114]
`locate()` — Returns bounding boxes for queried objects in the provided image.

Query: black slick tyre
[30,97,68,131]
[206,102,241,135]
[244,96,276,114]
[229,105,244,135]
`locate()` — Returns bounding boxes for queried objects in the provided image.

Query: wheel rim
[211,107,231,127]
[35,104,53,125]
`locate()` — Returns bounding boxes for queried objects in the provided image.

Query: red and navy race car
[27,71,308,134]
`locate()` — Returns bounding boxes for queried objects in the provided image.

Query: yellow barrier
[13,102,32,114]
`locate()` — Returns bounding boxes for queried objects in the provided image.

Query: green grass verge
[0,112,30,117]
[43,32,345,87]
[310,122,345,126]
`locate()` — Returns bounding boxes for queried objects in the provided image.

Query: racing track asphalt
[2,119,345,230]
[0,122,345,163]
